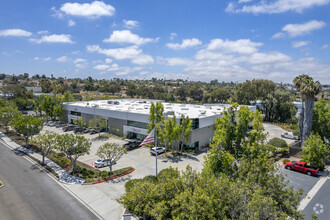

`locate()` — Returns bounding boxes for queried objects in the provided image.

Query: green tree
[31,131,58,165]
[293,75,321,144]
[0,105,20,134]
[73,118,86,128]
[312,98,330,141]
[126,82,137,97]
[55,134,91,173]
[119,163,303,219]
[158,115,179,155]
[41,95,55,121]
[177,114,192,154]
[147,102,164,133]
[96,143,127,173]
[302,133,329,170]
[89,118,107,137]
[10,115,43,147]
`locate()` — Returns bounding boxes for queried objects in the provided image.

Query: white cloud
[292,41,310,48]
[166,38,202,50]
[56,56,68,62]
[105,58,112,63]
[238,0,253,3]
[103,30,158,45]
[37,30,49,35]
[59,1,115,19]
[226,0,330,14]
[94,64,110,70]
[131,54,154,65]
[34,57,51,61]
[68,20,76,27]
[87,44,154,65]
[30,34,74,44]
[170,33,177,40]
[272,32,286,39]
[74,58,86,63]
[158,57,191,66]
[321,44,328,49]
[0,29,32,37]
[123,20,139,29]
[206,38,262,54]
[76,63,88,69]
[282,20,326,37]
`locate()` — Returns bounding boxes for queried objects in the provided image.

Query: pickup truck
[284,161,318,176]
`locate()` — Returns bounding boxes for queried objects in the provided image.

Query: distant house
[26,87,42,92]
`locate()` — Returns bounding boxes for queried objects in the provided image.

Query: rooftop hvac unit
[87,102,89,106]
[107,101,113,104]
[181,108,189,111]
[199,110,206,114]
[114,101,120,105]
[165,111,175,116]
[91,104,99,108]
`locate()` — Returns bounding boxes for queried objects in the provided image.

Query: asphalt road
[303,179,330,220]
[280,167,320,195]
[0,142,98,220]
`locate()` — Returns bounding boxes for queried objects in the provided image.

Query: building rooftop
[64,99,240,119]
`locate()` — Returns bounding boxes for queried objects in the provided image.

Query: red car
[284,161,318,176]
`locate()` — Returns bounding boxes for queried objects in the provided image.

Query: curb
[194,147,211,156]
[91,168,135,184]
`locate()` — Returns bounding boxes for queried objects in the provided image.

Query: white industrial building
[63,99,256,150]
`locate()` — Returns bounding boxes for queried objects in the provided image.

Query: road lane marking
[298,177,327,211]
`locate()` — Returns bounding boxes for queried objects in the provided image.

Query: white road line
[298,177,327,211]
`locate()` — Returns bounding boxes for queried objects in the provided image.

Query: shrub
[125,179,143,192]
[277,148,289,154]
[143,175,157,183]
[101,171,109,179]
[283,159,290,164]
[269,138,288,148]
[85,178,93,183]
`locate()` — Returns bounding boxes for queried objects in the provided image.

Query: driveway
[263,123,295,145]
[40,126,206,219]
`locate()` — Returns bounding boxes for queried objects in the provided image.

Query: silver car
[94,159,116,168]
[150,147,165,155]
[281,132,298,140]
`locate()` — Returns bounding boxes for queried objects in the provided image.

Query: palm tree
[293,75,321,145]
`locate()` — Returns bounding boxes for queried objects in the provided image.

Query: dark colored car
[63,125,75,132]
[56,123,66,128]
[74,126,84,133]
[123,140,141,151]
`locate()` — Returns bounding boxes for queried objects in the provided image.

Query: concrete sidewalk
[0,132,84,185]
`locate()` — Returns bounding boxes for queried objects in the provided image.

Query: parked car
[46,121,56,126]
[56,123,66,128]
[94,159,116,168]
[63,125,75,132]
[74,126,84,133]
[150,147,165,155]
[123,140,141,151]
[89,129,97,134]
[284,161,318,176]
[281,132,298,140]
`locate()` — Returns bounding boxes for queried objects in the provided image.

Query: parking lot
[42,125,205,175]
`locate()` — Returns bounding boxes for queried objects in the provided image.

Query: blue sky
[0,0,329,83]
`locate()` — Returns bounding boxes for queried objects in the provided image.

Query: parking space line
[298,177,327,211]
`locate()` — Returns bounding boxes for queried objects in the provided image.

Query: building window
[181,118,199,130]
[70,111,81,116]
[127,120,148,129]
